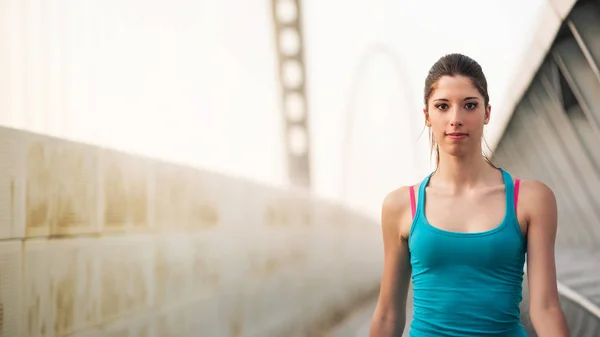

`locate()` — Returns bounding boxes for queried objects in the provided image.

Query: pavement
[325,288,413,337]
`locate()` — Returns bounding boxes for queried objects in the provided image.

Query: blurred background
[0,0,598,336]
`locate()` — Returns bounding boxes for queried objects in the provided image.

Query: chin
[440,144,472,157]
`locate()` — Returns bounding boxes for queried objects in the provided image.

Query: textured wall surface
[493,0,600,333]
[0,126,382,337]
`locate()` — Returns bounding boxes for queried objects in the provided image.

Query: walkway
[326,288,413,337]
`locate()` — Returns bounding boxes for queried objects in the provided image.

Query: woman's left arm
[521,180,570,337]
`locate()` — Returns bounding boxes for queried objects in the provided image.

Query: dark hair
[423,53,494,167]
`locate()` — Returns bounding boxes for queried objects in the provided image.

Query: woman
[369,53,570,337]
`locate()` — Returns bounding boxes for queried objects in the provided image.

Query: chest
[423,186,507,233]
[409,225,526,275]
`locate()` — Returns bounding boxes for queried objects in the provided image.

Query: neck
[433,148,492,190]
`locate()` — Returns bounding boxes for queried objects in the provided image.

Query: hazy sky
[0,0,548,217]
[302,0,546,214]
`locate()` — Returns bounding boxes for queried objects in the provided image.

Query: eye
[465,102,478,110]
[435,103,449,111]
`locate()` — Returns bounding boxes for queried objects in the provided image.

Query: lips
[446,132,468,139]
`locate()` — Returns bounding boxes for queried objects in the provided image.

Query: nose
[450,119,463,127]
[449,107,463,127]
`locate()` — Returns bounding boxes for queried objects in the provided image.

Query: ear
[483,104,491,125]
[423,107,431,127]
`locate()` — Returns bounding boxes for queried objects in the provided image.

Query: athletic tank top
[408,168,528,337]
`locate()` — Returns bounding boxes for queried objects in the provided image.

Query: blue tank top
[408,168,528,337]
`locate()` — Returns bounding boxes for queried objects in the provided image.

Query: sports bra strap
[514,179,521,214]
[409,185,416,219]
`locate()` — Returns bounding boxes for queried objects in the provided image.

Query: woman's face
[424,75,491,158]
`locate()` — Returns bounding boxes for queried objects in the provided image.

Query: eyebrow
[433,97,480,102]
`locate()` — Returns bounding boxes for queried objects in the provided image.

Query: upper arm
[522,180,561,311]
[372,187,412,323]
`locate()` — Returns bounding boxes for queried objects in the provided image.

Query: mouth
[445,132,468,139]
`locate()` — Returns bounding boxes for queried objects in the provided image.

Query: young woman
[369,53,570,337]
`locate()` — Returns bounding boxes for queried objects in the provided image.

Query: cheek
[432,124,446,133]
[466,112,486,126]
[429,114,449,131]
[430,123,447,139]
[428,111,445,123]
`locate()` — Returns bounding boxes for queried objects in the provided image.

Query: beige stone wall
[0,126,382,337]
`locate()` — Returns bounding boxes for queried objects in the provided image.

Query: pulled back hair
[423,53,494,167]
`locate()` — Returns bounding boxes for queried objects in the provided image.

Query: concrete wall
[0,126,382,337]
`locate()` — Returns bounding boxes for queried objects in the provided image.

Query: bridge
[0,0,599,336]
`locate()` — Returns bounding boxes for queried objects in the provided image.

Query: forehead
[430,75,481,100]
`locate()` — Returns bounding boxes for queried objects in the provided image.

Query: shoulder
[518,179,556,206]
[382,186,411,215]
[381,183,420,238]
[517,179,557,222]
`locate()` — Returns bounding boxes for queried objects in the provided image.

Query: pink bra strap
[514,179,521,214]
[409,185,416,219]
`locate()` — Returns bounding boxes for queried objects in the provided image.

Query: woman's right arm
[369,187,412,337]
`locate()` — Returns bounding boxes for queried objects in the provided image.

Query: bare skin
[369,75,569,337]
